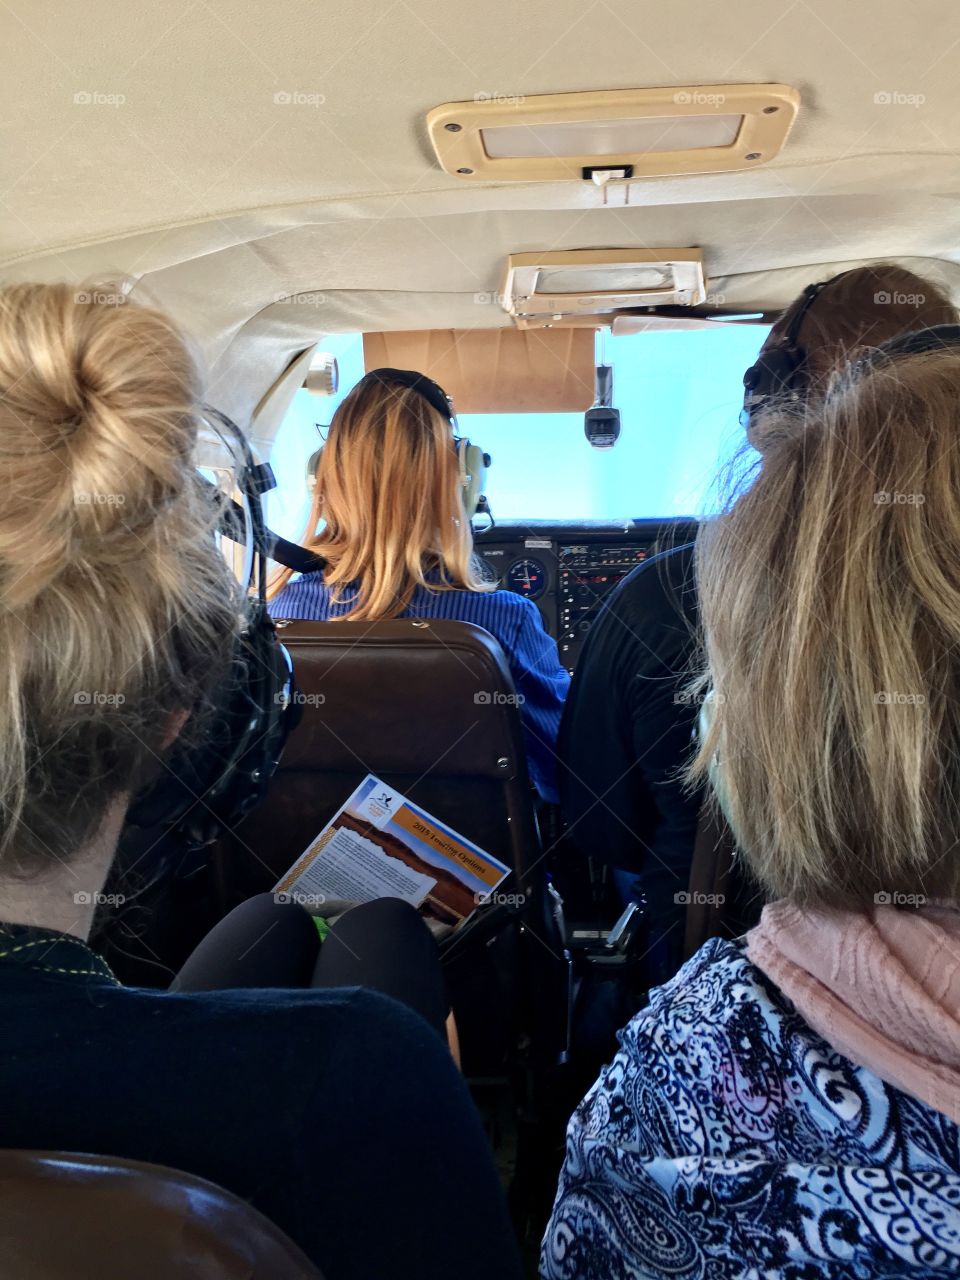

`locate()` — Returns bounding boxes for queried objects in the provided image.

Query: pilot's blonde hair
[269,374,491,618]
[691,341,960,906]
[0,283,238,871]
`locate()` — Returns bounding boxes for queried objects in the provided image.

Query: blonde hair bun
[0,283,201,609]
[0,282,237,870]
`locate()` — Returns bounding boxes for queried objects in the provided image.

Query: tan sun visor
[362,328,596,413]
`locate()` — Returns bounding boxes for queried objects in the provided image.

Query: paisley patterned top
[541,937,960,1279]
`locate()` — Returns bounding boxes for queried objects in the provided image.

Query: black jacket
[0,922,523,1280]
[559,543,702,921]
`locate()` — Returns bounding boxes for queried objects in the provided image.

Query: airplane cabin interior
[3,2,960,1276]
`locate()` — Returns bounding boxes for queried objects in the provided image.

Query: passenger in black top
[0,284,522,1280]
[559,263,959,982]
[558,541,699,979]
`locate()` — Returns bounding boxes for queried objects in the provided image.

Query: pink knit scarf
[746,900,960,1124]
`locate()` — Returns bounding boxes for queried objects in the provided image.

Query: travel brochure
[275,774,510,929]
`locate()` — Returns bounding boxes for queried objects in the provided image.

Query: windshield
[268,324,769,539]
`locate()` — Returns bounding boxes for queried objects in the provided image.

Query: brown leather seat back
[0,1150,322,1279]
[213,618,541,907]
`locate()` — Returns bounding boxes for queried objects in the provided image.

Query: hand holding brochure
[275,775,510,929]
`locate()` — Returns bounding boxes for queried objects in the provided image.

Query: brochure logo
[356,782,405,829]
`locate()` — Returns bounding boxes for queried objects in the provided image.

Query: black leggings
[171,894,450,1040]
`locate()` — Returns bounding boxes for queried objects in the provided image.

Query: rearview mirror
[585,363,620,447]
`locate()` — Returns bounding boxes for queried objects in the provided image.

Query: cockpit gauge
[506,557,547,600]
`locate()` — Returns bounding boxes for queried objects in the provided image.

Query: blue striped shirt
[270,576,570,802]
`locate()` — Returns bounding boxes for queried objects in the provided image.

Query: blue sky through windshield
[268,323,769,538]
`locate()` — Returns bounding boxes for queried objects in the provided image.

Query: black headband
[360,367,455,425]
[783,280,828,346]
[857,323,960,368]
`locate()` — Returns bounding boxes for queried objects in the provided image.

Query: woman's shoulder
[422,579,531,606]
[476,587,541,618]
[617,935,839,1087]
[569,939,784,1152]
[589,935,958,1164]
[620,935,782,1057]
[410,583,539,627]
[606,540,698,632]
[547,938,960,1280]
[137,983,455,1095]
[268,574,331,620]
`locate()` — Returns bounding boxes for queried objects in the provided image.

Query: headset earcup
[126,606,296,844]
[459,441,488,519]
[741,345,804,428]
[306,446,323,490]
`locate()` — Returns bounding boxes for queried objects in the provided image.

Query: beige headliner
[3,0,960,443]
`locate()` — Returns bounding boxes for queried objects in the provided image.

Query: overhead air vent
[500,249,706,329]
[427,84,799,183]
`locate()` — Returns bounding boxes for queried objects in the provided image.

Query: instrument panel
[475,519,698,674]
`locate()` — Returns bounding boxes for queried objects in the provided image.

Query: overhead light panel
[481,114,742,160]
[500,249,706,328]
[537,264,672,293]
[427,84,799,182]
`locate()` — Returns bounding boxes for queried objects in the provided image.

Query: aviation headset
[126,407,298,847]
[858,322,960,366]
[741,319,960,432]
[740,272,848,430]
[305,367,492,528]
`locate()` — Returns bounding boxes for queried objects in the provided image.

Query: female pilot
[0,284,522,1280]
[268,368,570,802]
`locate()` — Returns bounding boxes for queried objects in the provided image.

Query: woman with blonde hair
[0,285,522,1279]
[543,327,960,1278]
[269,367,570,801]
[557,263,959,988]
